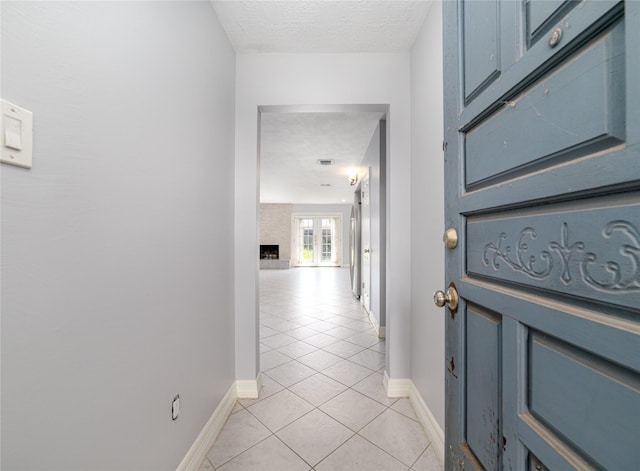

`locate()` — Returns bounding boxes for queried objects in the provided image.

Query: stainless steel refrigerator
[349,193,361,299]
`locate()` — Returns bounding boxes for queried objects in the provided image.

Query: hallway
[201,268,440,470]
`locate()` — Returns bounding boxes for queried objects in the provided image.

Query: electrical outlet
[172,395,180,421]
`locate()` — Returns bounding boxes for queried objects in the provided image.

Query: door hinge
[443,140,448,151]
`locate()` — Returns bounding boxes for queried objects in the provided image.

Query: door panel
[460,278,639,373]
[529,332,640,470]
[463,0,500,102]
[320,218,337,264]
[458,1,624,130]
[466,306,502,470]
[466,196,640,310]
[465,21,625,188]
[297,218,315,266]
[443,1,639,470]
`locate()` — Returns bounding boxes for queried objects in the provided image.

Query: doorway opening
[257,104,388,377]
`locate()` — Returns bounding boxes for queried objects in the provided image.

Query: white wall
[1,2,236,469]
[410,1,446,430]
[291,204,352,265]
[235,54,412,382]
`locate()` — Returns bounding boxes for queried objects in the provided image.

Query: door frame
[237,99,399,404]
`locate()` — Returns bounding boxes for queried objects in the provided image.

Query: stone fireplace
[260,244,279,260]
[259,203,291,269]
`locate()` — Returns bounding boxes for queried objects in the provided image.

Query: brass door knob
[433,286,459,311]
[443,228,458,249]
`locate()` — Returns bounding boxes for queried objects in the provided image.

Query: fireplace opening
[260,245,279,260]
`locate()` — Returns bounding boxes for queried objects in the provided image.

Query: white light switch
[4,115,22,150]
[1,99,33,169]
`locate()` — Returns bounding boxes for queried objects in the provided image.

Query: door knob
[443,228,458,249]
[433,285,459,311]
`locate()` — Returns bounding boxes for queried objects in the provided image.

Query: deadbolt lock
[443,228,458,249]
[549,27,563,48]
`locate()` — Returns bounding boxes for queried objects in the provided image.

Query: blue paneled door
[442,1,639,469]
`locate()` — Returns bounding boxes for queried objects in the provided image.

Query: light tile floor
[201,267,441,471]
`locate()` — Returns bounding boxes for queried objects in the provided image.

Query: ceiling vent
[317,159,334,166]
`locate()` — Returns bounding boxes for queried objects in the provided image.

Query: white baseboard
[384,371,412,398]
[368,310,380,336]
[408,381,445,468]
[367,311,386,339]
[236,372,263,399]
[383,373,444,469]
[176,382,237,471]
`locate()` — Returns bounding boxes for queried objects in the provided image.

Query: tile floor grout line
[310,432,360,471]
[409,442,435,470]
[345,389,392,433]
[271,403,360,468]
[355,427,424,469]
[210,431,276,470]
[271,429,318,470]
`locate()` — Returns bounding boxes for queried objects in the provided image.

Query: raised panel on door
[443,1,639,470]
[465,305,502,469]
[466,195,640,310]
[528,332,640,469]
[462,0,500,103]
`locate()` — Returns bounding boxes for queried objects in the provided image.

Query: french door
[442,1,639,469]
[294,216,341,267]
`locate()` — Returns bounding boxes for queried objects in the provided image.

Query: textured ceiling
[211,1,430,204]
[211,1,431,53]
[260,112,383,204]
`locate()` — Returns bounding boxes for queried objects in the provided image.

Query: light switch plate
[1,99,33,169]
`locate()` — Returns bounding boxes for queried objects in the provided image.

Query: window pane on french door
[321,218,335,263]
[301,219,314,262]
[321,228,331,261]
